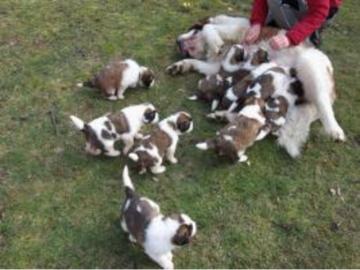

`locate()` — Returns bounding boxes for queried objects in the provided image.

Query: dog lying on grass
[121,166,197,269]
[70,103,158,156]
[78,58,155,100]
[169,14,345,157]
[128,112,193,174]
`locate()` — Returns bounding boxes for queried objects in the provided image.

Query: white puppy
[78,58,155,100]
[128,112,193,174]
[70,103,159,156]
[121,166,197,269]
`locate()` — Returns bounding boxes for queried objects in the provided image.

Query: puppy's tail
[77,78,96,89]
[196,139,215,151]
[70,115,85,131]
[123,166,135,198]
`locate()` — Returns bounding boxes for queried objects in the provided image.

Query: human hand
[244,24,261,44]
[269,34,291,50]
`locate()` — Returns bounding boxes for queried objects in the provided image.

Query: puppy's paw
[107,95,118,101]
[135,133,144,140]
[206,113,217,119]
[105,150,121,157]
[129,234,137,243]
[327,126,346,142]
[168,157,178,164]
[196,142,209,150]
[166,60,189,75]
[238,155,248,163]
[163,261,174,270]
[187,95,198,101]
[151,165,166,174]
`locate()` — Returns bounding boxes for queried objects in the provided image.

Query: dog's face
[177,28,207,59]
[170,214,197,246]
[140,67,155,88]
[171,112,193,134]
[227,44,247,65]
[249,47,269,66]
[142,104,159,124]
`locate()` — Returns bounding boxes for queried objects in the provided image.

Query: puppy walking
[121,166,197,269]
[197,97,268,162]
[70,103,159,156]
[128,112,193,174]
[78,59,155,100]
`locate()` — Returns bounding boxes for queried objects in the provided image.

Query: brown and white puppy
[264,96,289,136]
[121,166,197,269]
[70,103,159,156]
[78,59,155,100]
[197,97,268,162]
[128,112,193,174]
[188,74,232,111]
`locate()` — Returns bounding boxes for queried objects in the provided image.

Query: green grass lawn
[0,0,359,268]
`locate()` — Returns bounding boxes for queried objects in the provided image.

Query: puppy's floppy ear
[140,69,155,88]
[172,224,193,246]
[234,47,245,62]
[258,49,269,63]
[70,115,85,131]
[177,115,192,133]
[144,108,158,123]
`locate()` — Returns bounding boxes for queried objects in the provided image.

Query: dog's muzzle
[177,38,190,58]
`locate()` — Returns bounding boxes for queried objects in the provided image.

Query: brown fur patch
[188,17,211,31]
[108,111,130,134]
[265,96,289,132]
[83,124,106,153]
[248,73,275,99]
[140,69,155,88]
[250,49,269,66]
[143,127,172,157]
[176,113,193,133]
[122,195,160,245]
[230,46,245,65]
[171,224,193,246]
[143,108,157,123]
[215,115,264,161]
[197,75,228,102]
[92,60,129,97]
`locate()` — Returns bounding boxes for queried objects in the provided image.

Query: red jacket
[250,0,342,45]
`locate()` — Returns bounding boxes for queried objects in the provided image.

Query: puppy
[121,166,197,269]
[70,103,159,156]
[264,96,289,136]
[188,74,231,111]
[128,112,193,174]
[78,58,155,100]
[197,97,268,162]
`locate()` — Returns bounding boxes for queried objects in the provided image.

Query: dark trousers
[267,6,339,47]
